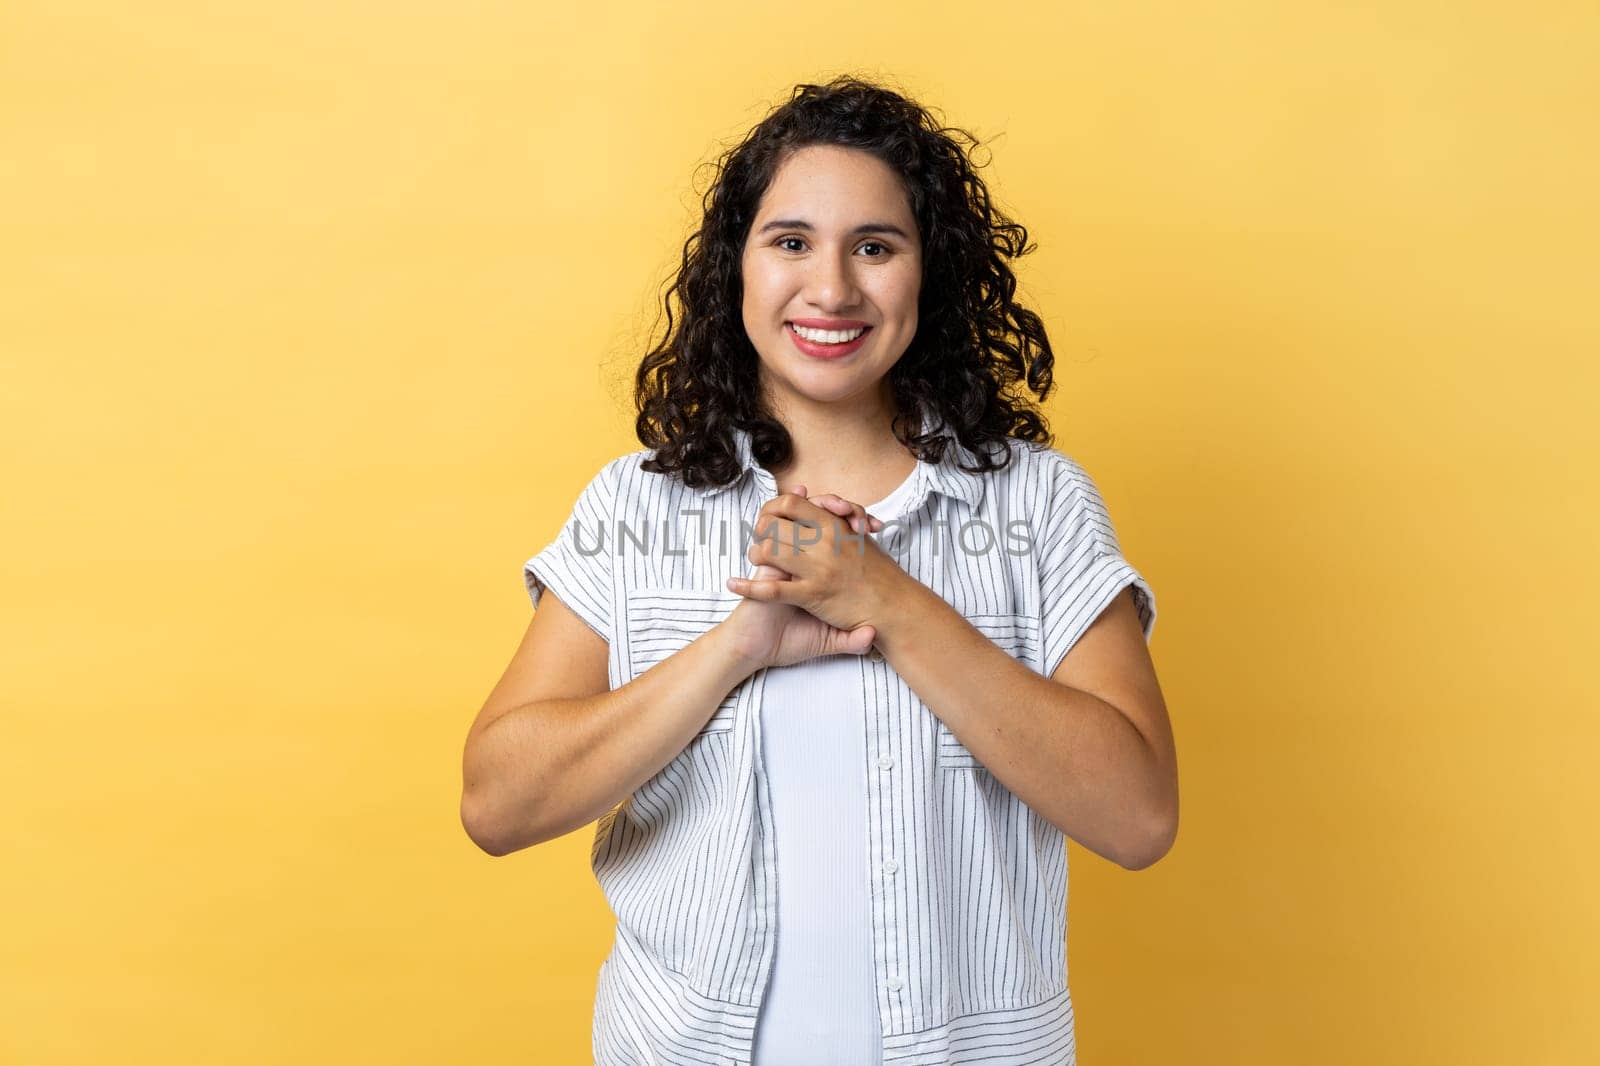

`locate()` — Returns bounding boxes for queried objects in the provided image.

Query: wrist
[711,612,769,679]
[865,566,925,646]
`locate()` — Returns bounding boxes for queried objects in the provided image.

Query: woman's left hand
[725,489,908,632]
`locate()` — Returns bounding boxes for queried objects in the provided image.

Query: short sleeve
[1036,452,1157,678]
[523,460,616,644]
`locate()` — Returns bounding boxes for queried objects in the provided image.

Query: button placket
[866,639,905,1027]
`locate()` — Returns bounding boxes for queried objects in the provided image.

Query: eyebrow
[754,218,914,240]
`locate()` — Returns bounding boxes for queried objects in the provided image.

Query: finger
[761,485,811,514]
[828,624,876,656]
[749,516,826,567]
[802,493,884,535]
[833,500,873,536]
[746,544,798,576]
[830,500,874,534]
[807,493,853,516]
[759,493,832,524]
[725,576,802,604]
[748,510,785,549]
[805,493,865,533]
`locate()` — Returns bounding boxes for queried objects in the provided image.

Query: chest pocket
[935,612,1042,769]
[621,586,742,734]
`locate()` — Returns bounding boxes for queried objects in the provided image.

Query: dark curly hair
[635,74,1057,489]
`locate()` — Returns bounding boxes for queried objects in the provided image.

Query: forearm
[465,622,759,855]
[874,580,1168,869]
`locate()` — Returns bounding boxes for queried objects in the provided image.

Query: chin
[796,377,879,404]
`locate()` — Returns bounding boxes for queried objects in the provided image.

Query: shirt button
[868,646,884,663]
[877,755,894,770]
[886,976,904,992]
[882,859,898,875]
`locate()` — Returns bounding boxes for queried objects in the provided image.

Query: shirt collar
[701,412,988,511]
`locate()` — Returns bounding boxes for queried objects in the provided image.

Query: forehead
[754,145,914,224]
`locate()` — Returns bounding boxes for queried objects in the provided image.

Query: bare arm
[728,490,1176,871]
[460,591,760,856]
[876,581,1177,870]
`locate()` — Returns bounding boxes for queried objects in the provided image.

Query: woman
[462,75,1176,1066]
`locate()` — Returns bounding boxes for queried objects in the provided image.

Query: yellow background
[4,1,1596,1062]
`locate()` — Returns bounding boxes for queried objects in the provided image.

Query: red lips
[787,318,871,330]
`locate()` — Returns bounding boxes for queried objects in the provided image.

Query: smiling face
[740,144,923,416]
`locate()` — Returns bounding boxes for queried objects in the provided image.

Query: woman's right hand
[722,484,884,670]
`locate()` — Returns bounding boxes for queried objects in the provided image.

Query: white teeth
[790,323,866,344]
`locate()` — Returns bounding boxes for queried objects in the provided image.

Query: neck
[763,390,918,504]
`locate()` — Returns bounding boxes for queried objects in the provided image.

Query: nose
[803,247,860,311]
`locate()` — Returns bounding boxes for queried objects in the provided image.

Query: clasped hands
[724,483,908,634]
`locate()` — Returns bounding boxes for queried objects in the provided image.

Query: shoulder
[986,436,1099,499]
[598,449,647,487]
[577,448,673,497]
[596,448,726,527]
[993,439,1129,559]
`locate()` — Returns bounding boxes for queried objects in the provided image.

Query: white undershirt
[750,467,922,1065]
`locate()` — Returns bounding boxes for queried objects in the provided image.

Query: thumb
[826,624,877,657]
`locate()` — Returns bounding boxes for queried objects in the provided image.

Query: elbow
[461,792,509,857]
[1119,801,1179,872]
[461,739,547,856]
[1120,754,1179,871]
[461,788,536,858]
[461,786,561,856]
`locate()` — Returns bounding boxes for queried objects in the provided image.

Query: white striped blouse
[523,420,1157,1066]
